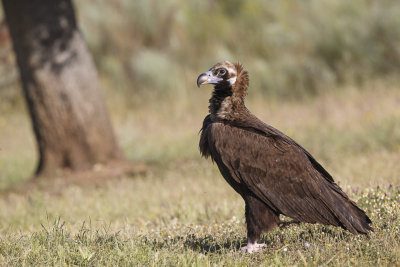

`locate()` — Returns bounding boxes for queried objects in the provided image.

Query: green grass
[1,84,400,265]
[0,169,399,266]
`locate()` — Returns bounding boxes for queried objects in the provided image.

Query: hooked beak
[197,70,223,87]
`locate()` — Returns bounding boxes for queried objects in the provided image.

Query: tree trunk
[2,0,124,177]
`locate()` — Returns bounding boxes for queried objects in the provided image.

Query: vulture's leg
[241,195,280,253]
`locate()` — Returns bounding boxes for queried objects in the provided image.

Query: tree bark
[2,0,124,177]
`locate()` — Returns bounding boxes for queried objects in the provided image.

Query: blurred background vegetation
[0,0,400,187]
[79,0,400,100]
[1,0,400,105]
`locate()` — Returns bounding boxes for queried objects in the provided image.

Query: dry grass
[0,82,399,265]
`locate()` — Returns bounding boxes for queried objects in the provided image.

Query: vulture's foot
[240,242,266,253]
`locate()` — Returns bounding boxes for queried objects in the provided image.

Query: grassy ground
[0,83,400,265]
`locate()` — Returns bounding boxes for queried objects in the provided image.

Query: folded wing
[210,121,371,234]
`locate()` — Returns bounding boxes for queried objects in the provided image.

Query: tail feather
[325,187,372,234]
[341,202,372,234]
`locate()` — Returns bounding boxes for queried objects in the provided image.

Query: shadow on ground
[148,224,354,255]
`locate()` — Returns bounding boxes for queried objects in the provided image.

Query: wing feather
[210,121,371,233]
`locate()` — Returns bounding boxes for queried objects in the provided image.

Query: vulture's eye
[218,68,226,76]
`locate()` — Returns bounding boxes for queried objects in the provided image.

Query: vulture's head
[197,61,249,98]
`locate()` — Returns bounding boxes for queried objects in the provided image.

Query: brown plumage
[197,61,372,253]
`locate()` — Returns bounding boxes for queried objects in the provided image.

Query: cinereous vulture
[197,61,371,253]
